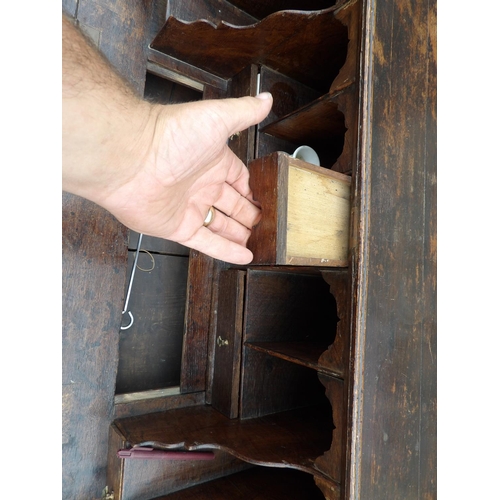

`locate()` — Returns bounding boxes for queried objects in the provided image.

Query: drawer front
[211,269,246,418]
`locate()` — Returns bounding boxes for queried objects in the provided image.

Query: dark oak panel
[151,7,348,91]
[211,270,246,418]
[115,253,188,394]
[245,341,334,374]
[108,423,250,500]
[63,2,166,497]
[113,404,336,482]
[62,193,128,500]
[350,0,437,497]
[180,251,215,392]
[243,268,337,345]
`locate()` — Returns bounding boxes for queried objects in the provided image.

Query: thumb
[212,92,273,137]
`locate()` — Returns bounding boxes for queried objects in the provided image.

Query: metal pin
[121,233,143,331]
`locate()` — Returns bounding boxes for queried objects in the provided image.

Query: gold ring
[203,206,216,227]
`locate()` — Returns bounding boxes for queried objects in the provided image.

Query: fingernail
[256,92,272,100]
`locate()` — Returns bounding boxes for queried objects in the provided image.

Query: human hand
[62,13,272,264]
[95,94,273,264]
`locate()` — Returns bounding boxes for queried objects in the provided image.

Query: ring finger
[213,183,261,229]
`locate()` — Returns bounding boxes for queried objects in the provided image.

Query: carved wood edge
[150,6,349,90]
[112,405,339,484]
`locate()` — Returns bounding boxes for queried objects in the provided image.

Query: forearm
[62,14,156,204]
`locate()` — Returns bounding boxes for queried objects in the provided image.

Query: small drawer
[248,152,351,267]
[211,270,246,419]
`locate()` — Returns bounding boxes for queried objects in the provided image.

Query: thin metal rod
[121,233,143,330]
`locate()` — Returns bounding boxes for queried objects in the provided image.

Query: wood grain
[180,251,215,393]
[239,348,328,418]
[227,64,260,164]
[245,341,338,376]
[113,404,336,481]
[247,152,286,264]
[247,153,351,266]
[150,7,348,91]
[242,268,337,345]
[62,193,128,500]
[286,160,351,264]
[319,269,350,378]
[114,390,205,420]
[116,253,188,394]
[212,270,246,418]
[107,422,250,500]
[315,374,345,483]
[260,86,357,173]
[349,0,437,497]
[259,65,322,130]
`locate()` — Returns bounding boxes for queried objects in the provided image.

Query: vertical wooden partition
[348,0,437,497]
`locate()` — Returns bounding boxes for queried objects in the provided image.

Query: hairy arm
[62,15,272,264]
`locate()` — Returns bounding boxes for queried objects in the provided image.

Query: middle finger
[213,182,262,229]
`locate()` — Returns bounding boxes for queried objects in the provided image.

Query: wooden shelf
[245,341,343,378]
[112,404,337,482]
[260,90,347,145]
[150,6,348,91]
[258,84,357,172]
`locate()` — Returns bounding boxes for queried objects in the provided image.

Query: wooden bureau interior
[108,1,360,499]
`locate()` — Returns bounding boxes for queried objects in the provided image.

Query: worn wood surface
[245,341,336,375]
[240,348,327,418]
[143,72,203,106]
[315,476,342,500]
[328,0,361,92]
[113,404,334,480]
[286,160,351,264]
[260,86,356,173]
[247,153,351,266]
[259,65,322,129]
[212,270,246,418]
[114,390,205,419]
[167,0,258,25]
[225,0,336,21]
[204,258,230,405]
[116,253,188,393]
[62,2,171,498]
[227,64,260,164]
[239,268,338,418]
[152,466,327,499]
[180,251,215,393]
[62,193,128,500]
[151,7,348,91]
[258,0,360,173]
[319,270,350,378]
[349,0,437,497]
[107,424,250,500]
[315,375,345,483]
[242,268,337,345]
[247,152,286,264]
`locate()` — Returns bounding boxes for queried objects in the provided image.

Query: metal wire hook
[120,233,143,331]
[121,311,134,330]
